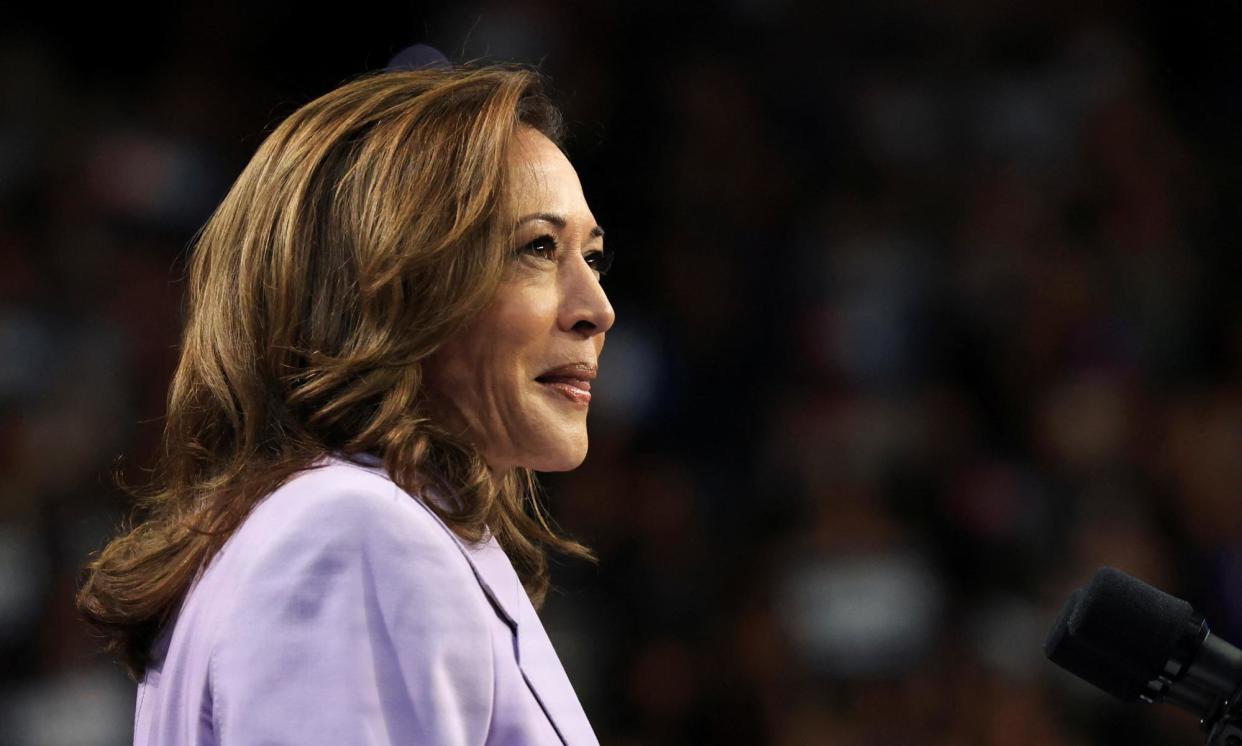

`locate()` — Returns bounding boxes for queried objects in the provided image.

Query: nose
[559,254,615,337]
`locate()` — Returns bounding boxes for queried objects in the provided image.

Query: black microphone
[1046,567,1242,743]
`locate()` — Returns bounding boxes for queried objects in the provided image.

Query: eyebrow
[516,212,605,239]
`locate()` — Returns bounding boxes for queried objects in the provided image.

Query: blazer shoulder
[201,459,502,746]
[224,459,464,570]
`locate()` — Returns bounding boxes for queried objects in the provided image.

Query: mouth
[535,362,596,406]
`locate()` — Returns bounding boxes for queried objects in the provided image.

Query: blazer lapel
[339,453,597,745]
[450,529,598,746]
[511,586,599,745]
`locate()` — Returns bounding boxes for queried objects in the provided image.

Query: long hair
[76,65,592,681]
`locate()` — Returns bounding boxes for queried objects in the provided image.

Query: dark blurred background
[4,1,1242,744]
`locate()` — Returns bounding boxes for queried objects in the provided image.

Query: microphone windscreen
[1045,588,1150,700]
[1045,568,1197,701]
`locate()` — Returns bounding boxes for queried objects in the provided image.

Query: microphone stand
[1156,624,1242,745]
[1205,696,1242,746]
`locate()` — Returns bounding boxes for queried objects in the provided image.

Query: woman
[76,63,614,745]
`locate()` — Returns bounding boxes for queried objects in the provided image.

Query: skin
[424,126,615,474]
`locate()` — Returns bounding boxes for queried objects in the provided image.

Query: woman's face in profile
[424,127,615,473]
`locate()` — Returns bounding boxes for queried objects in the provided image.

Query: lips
[535,362,596,405]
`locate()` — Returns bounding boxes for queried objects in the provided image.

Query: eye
[585,247,614,278]
[520,234,557,261]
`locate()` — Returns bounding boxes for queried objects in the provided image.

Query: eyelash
[519,234,614,278]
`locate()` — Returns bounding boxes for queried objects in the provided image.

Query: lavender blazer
[133,454,598,745]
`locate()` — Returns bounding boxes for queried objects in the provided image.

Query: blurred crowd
[4,2,1242,744]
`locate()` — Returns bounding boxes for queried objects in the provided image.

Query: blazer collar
[335,452,598,745]
[339,451,524,626]
[451,526,598,745]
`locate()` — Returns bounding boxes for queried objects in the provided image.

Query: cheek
[489,287,557,359]
[433,287,553,411]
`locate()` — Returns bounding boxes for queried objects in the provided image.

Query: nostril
[572,320,597,335]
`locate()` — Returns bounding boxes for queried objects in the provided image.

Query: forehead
[506,127,593,221]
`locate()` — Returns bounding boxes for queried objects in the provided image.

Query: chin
[523,437,589,473]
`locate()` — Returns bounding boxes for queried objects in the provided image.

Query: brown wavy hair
[76,65,593,681]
